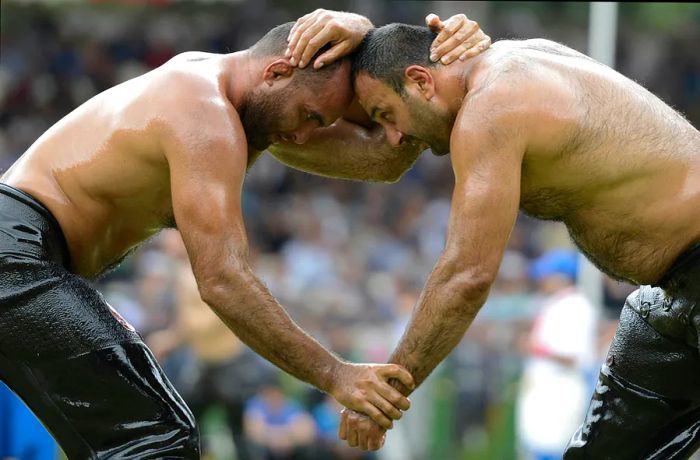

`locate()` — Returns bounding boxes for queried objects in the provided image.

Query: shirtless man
[329,23,700,457]
[0,11,488,458]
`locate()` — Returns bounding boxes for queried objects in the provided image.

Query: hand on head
[286,9,491,70]
[426,13,491,64]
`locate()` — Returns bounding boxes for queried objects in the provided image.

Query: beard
[405,96,453,156]
[239,88,285,151]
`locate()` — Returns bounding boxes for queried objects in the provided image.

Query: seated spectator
[244,381,316,460]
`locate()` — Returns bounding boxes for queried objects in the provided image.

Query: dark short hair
[251,22,343,77]
[352,23,438,95]
[250,22,295,57]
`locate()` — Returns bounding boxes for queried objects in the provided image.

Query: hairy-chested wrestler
[0,11,488,457]
[328,23,700,458]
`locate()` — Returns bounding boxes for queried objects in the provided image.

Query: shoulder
[453,42,581,152]
[152,62,245,154]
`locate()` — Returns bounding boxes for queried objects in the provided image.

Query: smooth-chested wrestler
[0,11,488,457]
[329,24,700,457]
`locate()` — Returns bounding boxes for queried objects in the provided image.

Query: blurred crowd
[1,1,698,459]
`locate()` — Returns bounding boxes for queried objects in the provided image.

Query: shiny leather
[0,183,200,459]
[565,244,700,459]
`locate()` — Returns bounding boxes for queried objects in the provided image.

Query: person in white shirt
[516,249,598,460]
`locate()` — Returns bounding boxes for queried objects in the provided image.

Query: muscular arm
[268,100,424,183]
[389,102,526,391]
[162,88,412,429]
[338,99,527,450]
[165,96,340,391]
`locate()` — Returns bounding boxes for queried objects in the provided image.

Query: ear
[263,58,294,87]
[404,65,435,100]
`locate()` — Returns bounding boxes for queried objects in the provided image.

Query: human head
[352,24,455,155]
[241,22,354,150]
[529,249,579,294]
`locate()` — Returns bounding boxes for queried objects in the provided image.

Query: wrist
[321,356,346,396]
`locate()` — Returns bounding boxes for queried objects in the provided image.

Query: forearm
[388,262,490,393]
[268,122,423,183]
[202,265,342,393]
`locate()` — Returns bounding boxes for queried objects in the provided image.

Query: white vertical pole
[588,2,619,67]
[579,2,618,307]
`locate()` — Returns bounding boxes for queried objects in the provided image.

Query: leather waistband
[0,183,71,268]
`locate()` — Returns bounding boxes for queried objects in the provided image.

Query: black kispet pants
[0,183,200,459]
[565,244,700,459]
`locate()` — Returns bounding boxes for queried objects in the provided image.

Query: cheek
[276,108,301,132]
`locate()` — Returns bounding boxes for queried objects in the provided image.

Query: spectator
[516,250,598,460]
[244,382,316,460]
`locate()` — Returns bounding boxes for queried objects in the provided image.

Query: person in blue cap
[517,249,598,460]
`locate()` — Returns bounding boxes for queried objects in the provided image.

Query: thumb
[426,13,444,32]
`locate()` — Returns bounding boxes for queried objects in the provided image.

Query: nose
[385,125,405,147]
[292,122,316,145]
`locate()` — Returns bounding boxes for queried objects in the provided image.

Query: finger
[288,14,315,54]
[370,392,402,421]
[432,20,479,62]
[361,401,393,430]
[367,427,385,451]
[288,15,322,63]
[347,414,359,448]
[358,422,369,451]
[459,37,491,61]
[299,23,338,68]
[448,31,486,64]
[338,411,348,440]
[377,384,411,412]
[379,365,415,390]
[433,14,466,46]
[425,13,443,32]
[314,40,352,69]
[290,19,326,67]
[288,12,312,42]
[440,47,468,65]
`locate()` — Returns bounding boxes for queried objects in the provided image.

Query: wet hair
[352,23,438,96]
[250,22,343,77]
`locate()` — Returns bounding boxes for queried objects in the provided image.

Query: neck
[435,51,490,118]
[220,50,264,111]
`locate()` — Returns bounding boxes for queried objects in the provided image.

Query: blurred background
[1,1,698,459]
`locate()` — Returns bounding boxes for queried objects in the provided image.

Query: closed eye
[307,111,326,127]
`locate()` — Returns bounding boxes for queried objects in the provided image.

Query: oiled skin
[336,37,699,451]
[1,50,418,426]
[397,37,700,385]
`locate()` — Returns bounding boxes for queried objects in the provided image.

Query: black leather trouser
[565,244,700,460]
[0,183,200,459]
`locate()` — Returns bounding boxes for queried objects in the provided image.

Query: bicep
[444,116,525,279]
[165,107,250,286]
